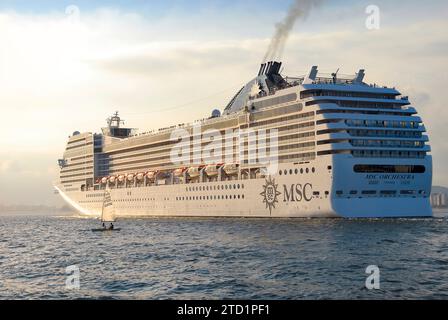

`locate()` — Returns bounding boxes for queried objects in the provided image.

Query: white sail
[101,190,116,222]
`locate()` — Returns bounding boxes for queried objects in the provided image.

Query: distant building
[431,193,448,208]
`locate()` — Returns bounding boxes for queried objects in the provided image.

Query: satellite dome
[73,131,80,136]
[211,109,221,118]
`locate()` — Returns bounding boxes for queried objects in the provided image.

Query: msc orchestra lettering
[366,174,415,180]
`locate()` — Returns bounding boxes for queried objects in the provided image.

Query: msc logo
[260,176,281,215]
[261,177,313,214]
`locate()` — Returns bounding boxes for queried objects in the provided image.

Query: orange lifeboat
[118,175,125,182]
[146,171,156,180]
[109,176,116,183]
[187,167,200,178]
[136,173,145,181]
[205,165,218,177]
[173,168,186,177]
[101,177,108,184]
[223,164,238,175]
[127,173,135,182]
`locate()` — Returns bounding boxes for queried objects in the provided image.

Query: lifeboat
[223,164,238,175]
[146,171,156,180]
[136,173,145,181]
[173,168,186,177]
[109,176,116,183]
[205,165,218,177]
[118,175,125,182]
[187,167,200,178]
[101,177,108,184]
[127,174,135,182]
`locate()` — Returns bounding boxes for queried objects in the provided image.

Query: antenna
[107,111,124,128]
[331,68,340,84]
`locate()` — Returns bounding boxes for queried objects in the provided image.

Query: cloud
[88,40,261,77]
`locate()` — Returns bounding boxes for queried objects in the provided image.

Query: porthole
[289,169,293,175]
[279,170,282,175]
[284,170,288,175]
[312,167,315,173]
[306,168,309,174]
[295,169,298,174]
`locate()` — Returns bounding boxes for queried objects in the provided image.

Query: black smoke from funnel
[263,0,323,63]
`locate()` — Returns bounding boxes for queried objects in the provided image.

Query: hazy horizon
[0,0,447,207]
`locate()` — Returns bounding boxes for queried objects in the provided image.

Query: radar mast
[102,111,136,138]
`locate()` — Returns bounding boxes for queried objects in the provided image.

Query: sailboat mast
[100,189,106,222]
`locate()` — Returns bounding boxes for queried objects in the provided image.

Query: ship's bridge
[101,112,137,138]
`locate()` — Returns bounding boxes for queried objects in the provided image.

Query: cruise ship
[55,61,433,218]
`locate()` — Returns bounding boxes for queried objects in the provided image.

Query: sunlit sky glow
[0,0,447,206]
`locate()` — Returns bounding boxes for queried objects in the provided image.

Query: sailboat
[91,189,121,232]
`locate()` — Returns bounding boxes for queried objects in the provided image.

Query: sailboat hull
[91,228,121,232]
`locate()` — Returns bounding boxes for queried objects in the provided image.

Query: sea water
[0,213,447,299]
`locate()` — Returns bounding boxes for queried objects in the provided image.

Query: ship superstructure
[55,62,432,218]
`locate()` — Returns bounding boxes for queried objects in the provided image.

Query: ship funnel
[303,66,318,84]
[354,69,365,84]
[258,61,283,77]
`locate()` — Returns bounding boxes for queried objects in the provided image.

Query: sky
[0,0,447,206]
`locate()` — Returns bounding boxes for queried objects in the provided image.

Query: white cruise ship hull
[56,158,433,218]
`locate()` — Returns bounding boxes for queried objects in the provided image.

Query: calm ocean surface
[1,213,448,300]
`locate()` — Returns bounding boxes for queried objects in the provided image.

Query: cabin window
[354,165,425,174]
[380,191,397,195]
